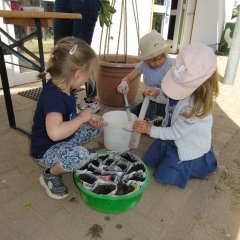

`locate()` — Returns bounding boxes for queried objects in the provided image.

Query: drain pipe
[223,4,240,85]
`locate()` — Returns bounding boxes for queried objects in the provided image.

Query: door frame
[151,0,187,53]
[0,1,41,88]
[151,0,172,40]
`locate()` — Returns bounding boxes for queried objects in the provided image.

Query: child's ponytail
[37,37,98,89]
[37,71,47,80]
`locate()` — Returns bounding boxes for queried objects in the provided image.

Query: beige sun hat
[137,30,173,61]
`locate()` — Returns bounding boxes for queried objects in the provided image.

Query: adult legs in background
[71,0,100,45]
[71,0,101,107]
[54,0,101,111]
[53,0,72,43]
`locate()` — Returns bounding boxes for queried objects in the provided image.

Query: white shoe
[78,97,100,113]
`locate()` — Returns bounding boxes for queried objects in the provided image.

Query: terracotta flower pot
[97,54,140,107]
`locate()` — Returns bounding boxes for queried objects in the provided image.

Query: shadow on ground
[0,74,240,240]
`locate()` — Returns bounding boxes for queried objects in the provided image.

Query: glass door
[151,0,184,53]
[0,0,54,87]
[152,0,172,40]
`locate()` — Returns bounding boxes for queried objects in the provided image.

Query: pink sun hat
[161,42,217,100]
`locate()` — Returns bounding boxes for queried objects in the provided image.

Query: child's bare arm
[133,120,152,135]
[122,68,141,83]
[89,114,104,128]
[117,69,141,94]
[46,108,92,141]
[143,86,160,96]
[143,86,168,104]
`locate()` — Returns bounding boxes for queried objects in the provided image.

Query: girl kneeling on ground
[133,42,219,188]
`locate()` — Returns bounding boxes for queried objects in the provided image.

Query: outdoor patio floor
[0,55,240,240]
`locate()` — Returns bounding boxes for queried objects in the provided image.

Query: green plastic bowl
[73,167,150,214]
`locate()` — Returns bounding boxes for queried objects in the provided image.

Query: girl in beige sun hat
[132,42,219,189]
[137,29,172,61]
[117,30,173,124]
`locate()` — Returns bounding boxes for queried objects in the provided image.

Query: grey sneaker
[39,170,68,200]
[145,116,164,127]
[78,97,100,113]
[152,116,163,127]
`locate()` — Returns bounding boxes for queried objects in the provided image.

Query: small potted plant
[97,0,141,107]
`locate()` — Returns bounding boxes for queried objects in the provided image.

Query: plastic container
[97,54,140,107]
[103,111,137,152]
[73,167,150,214]
[218,22,236,55]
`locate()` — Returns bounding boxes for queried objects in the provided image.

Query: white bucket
[103,111,137,152]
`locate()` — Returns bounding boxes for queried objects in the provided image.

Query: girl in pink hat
[133,42,219,188]
[117,30,173,125]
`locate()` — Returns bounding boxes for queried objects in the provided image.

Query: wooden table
[0,10,81,27]
[0,10,82,134]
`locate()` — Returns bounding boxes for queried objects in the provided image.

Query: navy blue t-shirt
[167,98,179,127]
[31,80,77,159]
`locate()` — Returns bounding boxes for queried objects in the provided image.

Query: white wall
[190,0,235,48]
[1,0,236,87]
[1,0,152,87]
[91,0,152,57]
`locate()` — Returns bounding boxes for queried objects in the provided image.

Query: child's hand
[133,120,152,135]
[78,108,92,123]
[143,86,160,97]
[89,114,104,128]
[117,79,129,94]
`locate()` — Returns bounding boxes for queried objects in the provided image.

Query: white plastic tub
[103,111,137,152]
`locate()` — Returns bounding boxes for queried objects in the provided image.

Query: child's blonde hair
[38,37,98,90]
[182,70,219,118]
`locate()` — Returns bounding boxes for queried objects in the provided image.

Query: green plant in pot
[97,0,141,107]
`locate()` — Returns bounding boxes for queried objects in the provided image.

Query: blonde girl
[133,43,219,188]
[31,37,103,199]
[117,30,173,123]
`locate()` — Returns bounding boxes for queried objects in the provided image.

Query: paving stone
[0,54,240,239]
[81,211,139,240]
[134,175,170,215]
[0,215,27,240]
[159,178,219,240]
[25,227,67,240]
